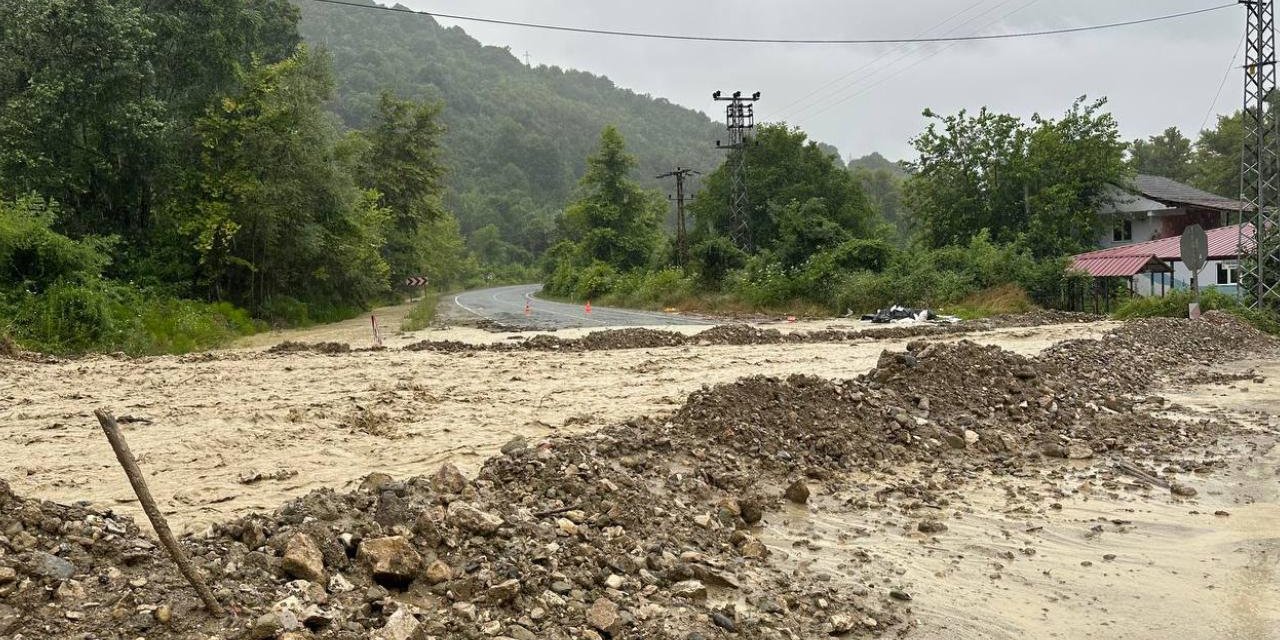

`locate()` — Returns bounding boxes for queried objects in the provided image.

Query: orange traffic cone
[585,300,593,314]
[524,301,532,316]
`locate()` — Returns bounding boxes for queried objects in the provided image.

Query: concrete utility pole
[713,90,760,251]
[657,167,699,268]
[1240,0,1280,308]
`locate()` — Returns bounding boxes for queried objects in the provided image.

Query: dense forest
[294,0,726,262]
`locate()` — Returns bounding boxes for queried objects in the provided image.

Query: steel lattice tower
[1240,0,1280,308]
[714,91,760,250]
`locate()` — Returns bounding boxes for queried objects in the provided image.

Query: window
[1113,220,1133,242]
[1218,262,1240,286]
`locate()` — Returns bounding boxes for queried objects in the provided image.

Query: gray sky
[395,0,1243,162]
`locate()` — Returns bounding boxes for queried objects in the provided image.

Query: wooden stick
[94,408,224,616]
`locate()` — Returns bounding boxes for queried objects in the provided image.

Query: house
[1071,175,1251,298]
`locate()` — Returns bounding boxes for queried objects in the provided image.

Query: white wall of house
[1098,214,1163,248]
[1130,258,1240,297]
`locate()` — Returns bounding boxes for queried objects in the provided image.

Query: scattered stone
[1171,483,1198,498]
[918,519,948,534]
[586,597,620,635]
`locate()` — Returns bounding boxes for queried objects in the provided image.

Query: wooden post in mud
[94,408,225,616]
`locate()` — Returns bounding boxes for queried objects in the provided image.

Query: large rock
[357,536,423,588]
[586,597,620,635]
[374,607,420,640]
[783,480,810,505]
[425,560,453,585]
[282,533,326,583]
[669,579,707,601]
[447,501,504,535]
[430,463,468,494]
[24,551,74,581]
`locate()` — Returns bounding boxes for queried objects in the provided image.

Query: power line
[798,0,1045,123]
[1199,31,1246,133]
[771,0,991,117]
[782,0,1029,122]
[304,0,1235,46]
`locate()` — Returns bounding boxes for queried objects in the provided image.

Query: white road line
[452,293,490,318]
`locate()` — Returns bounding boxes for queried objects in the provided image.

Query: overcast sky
[392,0,1243,162]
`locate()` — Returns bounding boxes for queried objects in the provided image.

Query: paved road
[452,284,715,329]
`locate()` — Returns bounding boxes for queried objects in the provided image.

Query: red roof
[1074,223,1252,262]
[1071,254,1171,278]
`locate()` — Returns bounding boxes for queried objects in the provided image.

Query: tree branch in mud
[94,408,225,616]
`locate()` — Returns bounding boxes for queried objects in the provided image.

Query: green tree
[559,126,663,271]
[185,48,390,312]
[0,0,164,236]
[544,126,664,297]
[1129,127,1193,182]
[690,124,874,257]
[356,92,450,283]
[906,97,1128,258]
[1190,112,1244,199]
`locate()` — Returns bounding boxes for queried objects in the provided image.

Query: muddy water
[763,444,1280,638]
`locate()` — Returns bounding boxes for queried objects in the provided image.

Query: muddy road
[1,320,1112,533]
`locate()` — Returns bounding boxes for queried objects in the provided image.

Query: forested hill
[295,0,725,256]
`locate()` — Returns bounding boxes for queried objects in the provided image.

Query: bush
[0,195,112,291]
[605,268,696,308]
[1,279,258,355]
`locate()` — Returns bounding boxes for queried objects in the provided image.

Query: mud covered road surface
[1,320,1113,532]
[2,312,1279,639]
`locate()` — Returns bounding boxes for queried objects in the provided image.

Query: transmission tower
[714,90,760,250]
[657,167,699,268]
[1240,0,1280,308]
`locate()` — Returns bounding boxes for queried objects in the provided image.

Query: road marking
[452,293,489,318]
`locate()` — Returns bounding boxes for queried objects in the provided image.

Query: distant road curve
[451,284,715,329]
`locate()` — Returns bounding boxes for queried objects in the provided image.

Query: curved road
[452,284,715,329]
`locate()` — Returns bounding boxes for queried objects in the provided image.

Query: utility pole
[713,90,760,251]
[657,167,700,268]
[524,51,531,67]
[1240,0,1280,308]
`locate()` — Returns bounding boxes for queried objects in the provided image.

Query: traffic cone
[585,300,593,314]
[524,300,532,316]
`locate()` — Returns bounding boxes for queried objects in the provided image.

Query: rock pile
[403,312,1099,354]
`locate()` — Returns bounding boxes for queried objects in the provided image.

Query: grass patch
[1113,289,1280,335]
[940,284,1037,320]
[401,294,440,332]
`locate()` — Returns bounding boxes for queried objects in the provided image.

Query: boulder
[282,533,326,583]
[448,501,504,535]
[430,463,468,494]
[783,480,810,505]
[357,536,423,588]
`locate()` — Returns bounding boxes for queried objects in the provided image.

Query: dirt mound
[575,327,689,350]
[692,324,785,345]
[987,310,1103,327]
[267,341,352,354]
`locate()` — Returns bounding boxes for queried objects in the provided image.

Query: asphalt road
[451,284,715,329]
